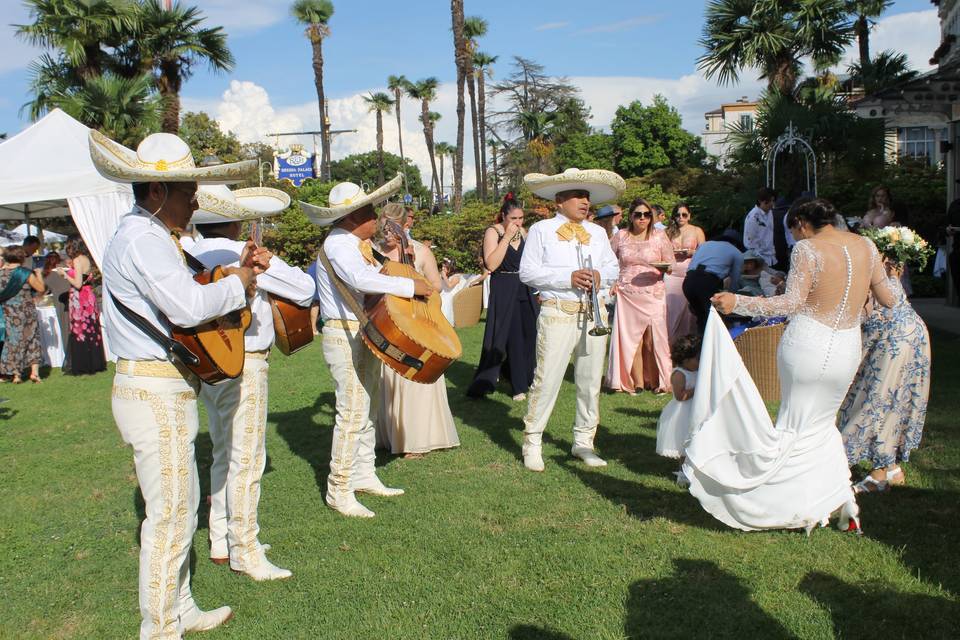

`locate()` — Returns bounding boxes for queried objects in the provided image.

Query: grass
[0,322,958,639]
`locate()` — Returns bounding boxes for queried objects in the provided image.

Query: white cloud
[535,22,569,32]
[197,0,293,34]
[838,9,938,73]
[580,15,661,34]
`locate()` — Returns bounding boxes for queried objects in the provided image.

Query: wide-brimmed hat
[741,249,765,265]
[524,167,626,204]
[300,173,403,227]
[594,204,621,220]
[191,185,291,224]
[89,130,256,184]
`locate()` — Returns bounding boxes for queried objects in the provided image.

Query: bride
[695,198,895,533]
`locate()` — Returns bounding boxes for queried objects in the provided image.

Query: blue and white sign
[276,151,316,186]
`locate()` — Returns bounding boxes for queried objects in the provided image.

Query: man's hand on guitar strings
[239,240,273,274]
[222,266,257,297]
[413,278,435,297]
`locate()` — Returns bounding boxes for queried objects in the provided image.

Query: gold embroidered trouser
[113,360,201,640]
[522,305,609,456]
[201,353,269,566]
[321,322,382,506]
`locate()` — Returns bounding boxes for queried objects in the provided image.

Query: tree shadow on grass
[799,572,960,638]
[447,359,526,463]
[625,559,794,639]
[508,625,576,639]
[272,392,336,497]
[0,406,19,420]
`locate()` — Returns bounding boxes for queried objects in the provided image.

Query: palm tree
[405,77,442,202]
[450,0,468,213]
[698,0,853,95]
[435,141,455,204]
[363,92,395,184]
[847,50,917,93]
[49,72,161,146]
[387,74,410,187]
[487,138,500,200]
[133,0,234,133]
[473,52,497,202]
[463,16,488,200]
[15,0,138,81]
[291,0,335,178]
[845,1,892,68]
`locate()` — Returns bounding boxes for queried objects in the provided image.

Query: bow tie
[359,239,379,266]
[556,221,591,244]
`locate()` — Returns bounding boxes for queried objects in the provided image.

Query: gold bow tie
[169,230,187,264]
[359,239,379,266]
[556,221,591,244]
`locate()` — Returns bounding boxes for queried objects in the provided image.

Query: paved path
[912,298,960,336]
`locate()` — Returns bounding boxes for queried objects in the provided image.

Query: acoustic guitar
[361,221,462,384]
[170,263,252,384]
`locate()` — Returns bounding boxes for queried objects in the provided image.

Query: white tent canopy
[10,223,68,244]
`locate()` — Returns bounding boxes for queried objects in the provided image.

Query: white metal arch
[765,121,818,196]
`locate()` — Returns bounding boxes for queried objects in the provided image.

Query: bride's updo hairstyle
[786,198,838,231]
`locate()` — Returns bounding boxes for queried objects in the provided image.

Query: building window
[740,114,754,131]
[897,127,938,163]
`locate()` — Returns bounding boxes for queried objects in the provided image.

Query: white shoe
[231,549,292,582]
[354,483,405,497]
[673,468,690,488]
[572,447,607,467]
[326,495,375,518]
[181,605,233,633]
[837,499,862,534]
[523,450,545,472]
[512,393,527,402]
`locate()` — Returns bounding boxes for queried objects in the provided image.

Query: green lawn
[1,322,958,639]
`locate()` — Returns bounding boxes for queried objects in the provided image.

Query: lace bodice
[733,235,895,330]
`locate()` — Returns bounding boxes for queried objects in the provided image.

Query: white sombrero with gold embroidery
[299,173,403,227]
[191,185,291,224]
[89,130,256,184]
[524,167,626,204]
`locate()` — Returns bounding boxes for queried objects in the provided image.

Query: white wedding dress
[683,236,895,531]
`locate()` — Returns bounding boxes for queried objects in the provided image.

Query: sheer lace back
[734,234,894,330]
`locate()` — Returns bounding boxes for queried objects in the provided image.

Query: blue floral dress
[838,276,930,468]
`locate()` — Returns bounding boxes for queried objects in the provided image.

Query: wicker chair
[733,322,786,403]
[452,285,483,328]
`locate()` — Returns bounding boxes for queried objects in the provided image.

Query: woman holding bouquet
[838,227,932,492]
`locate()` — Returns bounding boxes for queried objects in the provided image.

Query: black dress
[467,229,539,397]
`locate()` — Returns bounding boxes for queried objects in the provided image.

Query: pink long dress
[665,232,700,344]
[606,229,675,392]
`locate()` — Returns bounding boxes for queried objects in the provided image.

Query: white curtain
[68,191,133,363]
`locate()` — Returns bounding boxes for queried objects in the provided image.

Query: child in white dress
[656,335,701,485]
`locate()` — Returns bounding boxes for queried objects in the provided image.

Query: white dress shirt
[744,205,776,266]
[102,206,247,361]
[519,214,619,301]
[190,237,316,352]
[316,227,415,320]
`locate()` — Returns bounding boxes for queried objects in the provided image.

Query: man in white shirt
[743,187,777,266]
[91,130,267,639]
[190,185,315,582]
[519,168,624,472]
[302,174,434,518]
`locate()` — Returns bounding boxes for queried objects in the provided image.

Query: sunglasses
[633,210,653,218]
[678,212,691,219]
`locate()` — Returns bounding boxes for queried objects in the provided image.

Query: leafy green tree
[292,0,335,178]
[330,151,429,202]
[178,111,242,163]
[698,0,853,95]
[611,95,706,178]
[363,92,395,184]
[554,132,614,172]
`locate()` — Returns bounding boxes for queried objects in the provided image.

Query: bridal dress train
[682,237,895,531]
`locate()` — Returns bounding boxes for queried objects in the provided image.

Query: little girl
[656,334,701,485]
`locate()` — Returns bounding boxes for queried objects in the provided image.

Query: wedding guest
[682,230,744,335]
[737,250,783,298]
[375,203,460,458]
[594,204,623,241]
[743,187,777,267]
[467,193,539,400]
[0,246,44,383]
[606,198,675,394]
[21,236,41,260]
[58,234,106,375]
[439,257,467,326]
[664,203,704,342]
[838,257,930,492]
[861,185,895,229]
[656,334,702,483]
[652,204,667,231]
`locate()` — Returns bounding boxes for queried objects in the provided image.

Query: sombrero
[524,167,626,204]
[191,185,291,224]
[89,130,256,184]
[299,173,403,227]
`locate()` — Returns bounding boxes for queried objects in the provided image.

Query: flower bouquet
[860,226,934,271]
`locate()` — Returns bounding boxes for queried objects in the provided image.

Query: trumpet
[581,251,611,337]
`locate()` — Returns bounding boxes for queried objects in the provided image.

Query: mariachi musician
[301,174,434,518]
[190,185,315,581]
[90,130,269,638]
[519,168,625,472]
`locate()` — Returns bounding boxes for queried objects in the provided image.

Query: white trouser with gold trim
[202,353,269,565]
[322,321,381,505]
[523,303,608,457]
[112,359,202,640]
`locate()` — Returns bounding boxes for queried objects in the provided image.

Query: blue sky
[0,0,939,188]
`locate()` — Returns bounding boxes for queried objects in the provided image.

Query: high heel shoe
[837,499,862,535]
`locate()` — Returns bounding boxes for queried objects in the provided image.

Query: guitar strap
[317,245,424,372]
